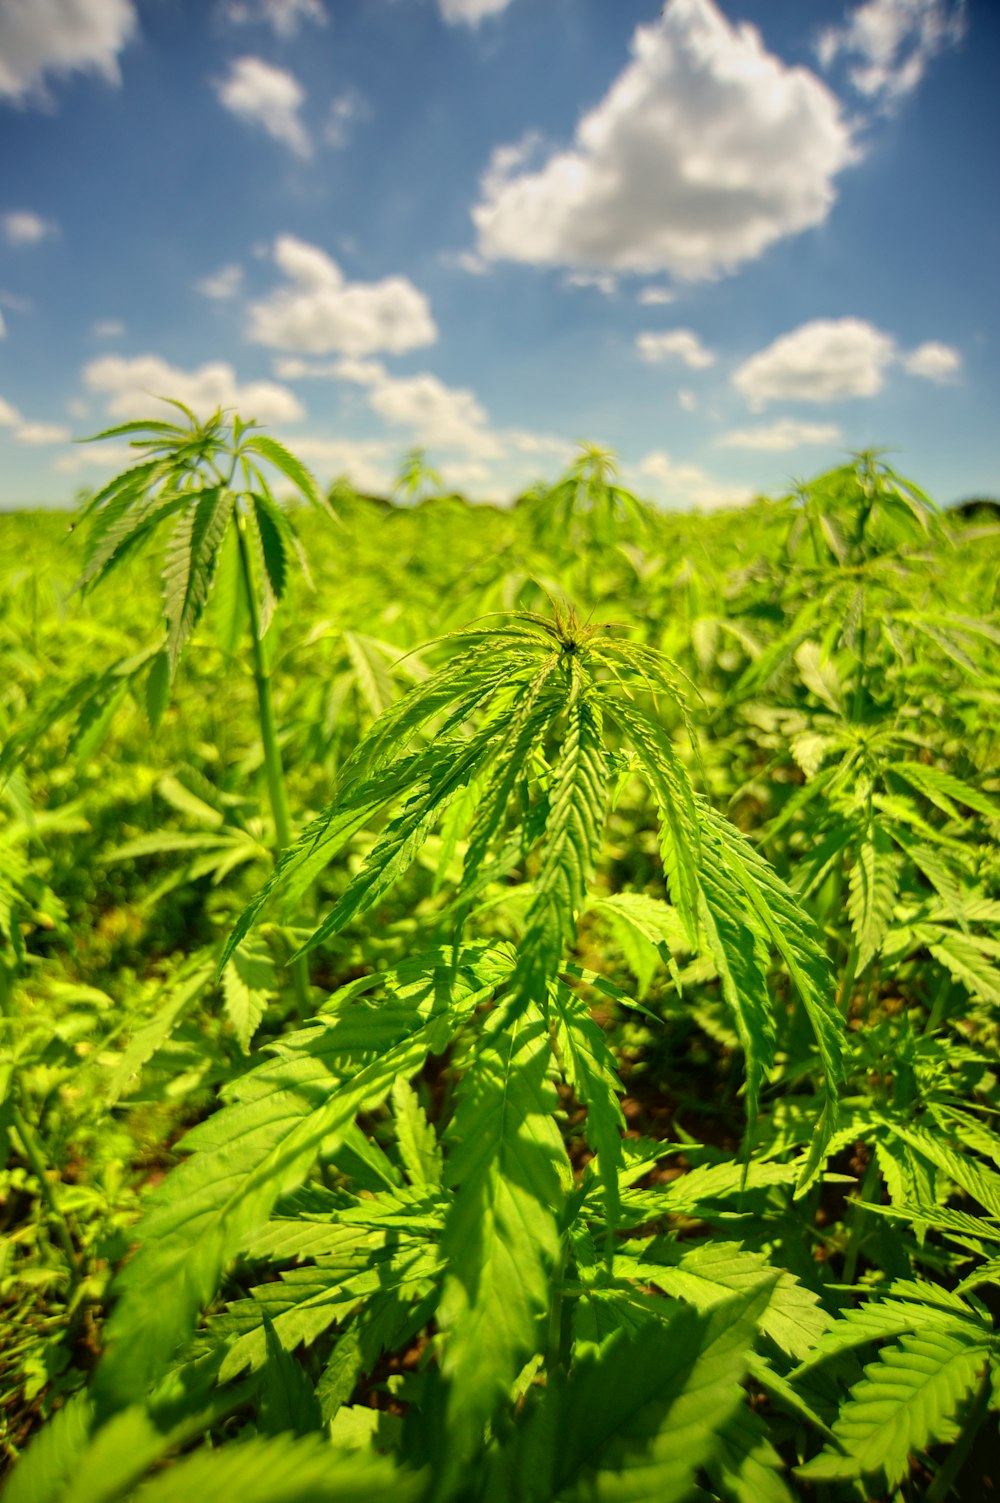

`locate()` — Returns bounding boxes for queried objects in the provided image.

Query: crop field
[1,414,999,1502]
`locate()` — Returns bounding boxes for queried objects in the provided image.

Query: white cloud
[0,309,5,339]
[55,441,133,474]
[442,249,490,276]
[279,356,573,499]
[2,211,58,246]
[564,271,618,296]
[274,355,383,382]
[637,329,715,369]
[0,394,71,447]
[334,360,503,458]
[631,449,754,511]
[219,0,326,37]
[248,235,437,356]
[197,263,244,300]
[83,353,305,424]
[91,318,125,337]
[439,0,513,25]
[0,290,31,312]
[733,318,897,408]
[215,56,311,157]
[325,91,365,149]
[0,0,137,105]
[473,0,855,279]
[638,286,676,306]
[817,0,966,105]
[678,389,698,412]
[718,418,843,451]
[15,421,71,445]
[292,436,395,494]
[902,340,961,381]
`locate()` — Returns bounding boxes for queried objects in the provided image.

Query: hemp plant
[74,402,325,1014]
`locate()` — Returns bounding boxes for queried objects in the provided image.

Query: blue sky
[0,0,996,510]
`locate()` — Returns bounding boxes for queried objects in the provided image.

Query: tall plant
[72,403,325,1014]
[63,604,847,1500]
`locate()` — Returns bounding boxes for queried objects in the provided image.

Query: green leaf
[162,488,233,670]
[94,948,507,1413]
[516,691,609,1007]
[435,1002,569,1489]
[259,1316,324,1437]
[798,1327,989,1488]
[550,980,625,1247]
[391,1076,443,1188]
[130,1435,422,1503]
[489,1280,775,1503]
[888,761,998,823]
[222,939,275,1054]
[244,434,323,510]
[252,492,290,607]
[146,649,171,730]
[848,818,898,970]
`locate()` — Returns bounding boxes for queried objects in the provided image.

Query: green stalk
[234,510,311,1021]
[842,1150,879,1287]
[11,1103,80,1289]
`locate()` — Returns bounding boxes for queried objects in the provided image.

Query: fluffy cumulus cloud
[219,0,326,37]
[83,354,305,423]
[333,358,502,458]
[637,329,715,369]
[248,236,437,357]
[15,420,71,445]
[215,56,311,157]
[732,318,898,408]
[817,0,966,106]
[638,287,676,306]
[325,90,366,150]
[0,393,70,446]
[438,0,513,26]
[473,0,855,279]
[733,318,962,408]
[274,356,573,499]
[902,340,961,381]
[2,210,58,246]
[0,0,136,104]
[291,436,395,495]
[197,263,244,300]
[630,450,754,512]
[718,418,843,451]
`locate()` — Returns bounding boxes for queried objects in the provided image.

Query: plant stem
[925,1365,992,1502]
[546,1246,566,1378]
[838,941,860,1020]
[843,1150,879,1287]
[11,1103,80,1288]
[234,510,311,1021]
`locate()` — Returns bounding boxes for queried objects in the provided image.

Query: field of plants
[1,411,998,1502]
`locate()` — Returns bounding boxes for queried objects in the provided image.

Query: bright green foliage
[2,441,999,1502]
[75,404,322,720]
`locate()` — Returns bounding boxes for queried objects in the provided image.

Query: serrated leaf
[391,1076,443,1188]
[435,1002,569,1490]
[797,1327,989,1488]
[848,819,898,970]
[94,948,507,1413]
[162,488,233,670]
[245,435,322,509]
